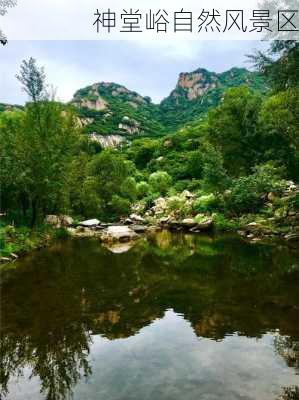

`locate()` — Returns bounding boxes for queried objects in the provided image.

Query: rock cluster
[237,181,299,245]
[64,218,150,245]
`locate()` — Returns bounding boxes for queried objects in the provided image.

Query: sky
[0,40,267,105]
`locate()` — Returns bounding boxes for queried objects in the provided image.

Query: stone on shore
[101,226,139,243]
[129,214,146,224]
[78,219,100,227]
[45,215,74,228]
[190,218,214,232]
[181,218,197,228]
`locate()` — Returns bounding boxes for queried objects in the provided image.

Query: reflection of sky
[0,40,267,105]
[7,310,298,400]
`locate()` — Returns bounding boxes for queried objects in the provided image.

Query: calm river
[1,232,299,400]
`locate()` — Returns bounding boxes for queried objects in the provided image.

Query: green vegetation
[0,43,299,260]
[0,224,53,257]
[73,82,166,136]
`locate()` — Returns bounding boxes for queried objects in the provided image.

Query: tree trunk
[30,198,38,227]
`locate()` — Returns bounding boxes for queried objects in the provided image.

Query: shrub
[121,177,137,201]
[136,181,150,199]
[251,163,286,194]
[225,163,287,215]
[290,192,299,211]
[149,171,172,196]
[166,196,191,219]
[225,176,262,215]
[109,195,131,218]
[212,213,239,231]
[193,193,218,213]
[53,227,70,239]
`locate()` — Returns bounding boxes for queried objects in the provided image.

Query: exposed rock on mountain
[159,67,267,130]
[72,82,164,138]
[176,70,218,100]
[89,133,125,148]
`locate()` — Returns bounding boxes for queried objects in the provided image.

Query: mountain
[0,67,267,142]
[72,67,267,138]
[0,103,23,113]
[72,82,165,137]
[158,67,267,130]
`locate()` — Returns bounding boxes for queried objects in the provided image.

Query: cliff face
[159,67,267,130]
[173,68,218,101]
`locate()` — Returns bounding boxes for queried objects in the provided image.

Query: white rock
[182,190,194,199]
[79,219,100,227]
[102,226,139,243]
[129,214,146,223]
[45,215,60,227]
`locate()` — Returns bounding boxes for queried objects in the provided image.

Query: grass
[0,224,54,258]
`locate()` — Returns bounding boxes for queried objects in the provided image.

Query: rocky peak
[72,82,151,112]
[174,68,218,101]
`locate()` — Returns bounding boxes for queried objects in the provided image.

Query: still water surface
[1,232,299,400]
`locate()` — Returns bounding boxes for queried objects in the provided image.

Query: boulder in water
[101,226,139,243]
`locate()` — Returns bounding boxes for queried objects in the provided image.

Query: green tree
[16,57,46,102]
[258,88,299,179]
[127,138,159,169]
[85,150,135,219]
[249,41,299,92]
[206,86,262,176]
[136,181,150,199]
[149,171,172,196]
[0,59,80,225]
[201,143,229,191]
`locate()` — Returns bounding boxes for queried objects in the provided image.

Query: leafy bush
[251,163,286,194]
[109,195,131,218]
[289,192,299,211]
[166,196,191,219]
[225,176,262,215]
[193,193,218,213]
[53,228,71,239]
[212,213,240,231]
[225,162,287,215]
[136,181,150,199]
[121,177,137,201]
[149,171,172,196]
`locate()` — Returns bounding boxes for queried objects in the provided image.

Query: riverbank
[0,224,70,264]
[1,178,298,264]
[1,213,298,265]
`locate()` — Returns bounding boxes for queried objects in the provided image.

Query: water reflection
[1,232,299,399]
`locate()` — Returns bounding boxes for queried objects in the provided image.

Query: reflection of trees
[274,335,299,400]
[0,328,91,400]
[274,335,299,371]
[1,235,299,398]
[277,386,299,399]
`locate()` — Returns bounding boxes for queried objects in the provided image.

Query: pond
[1,232,299,400]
